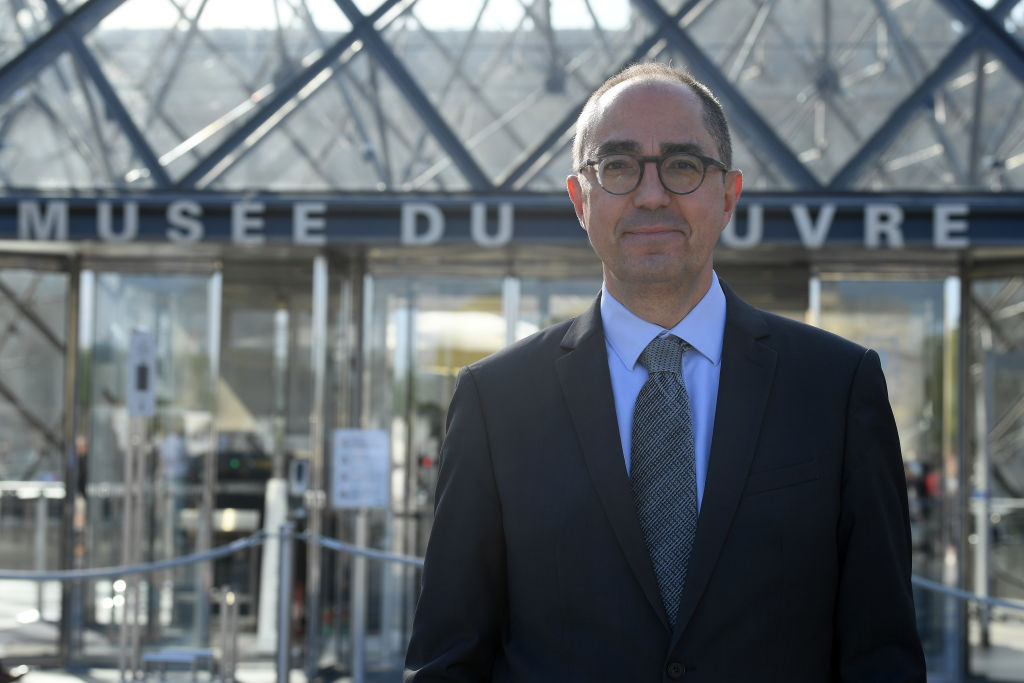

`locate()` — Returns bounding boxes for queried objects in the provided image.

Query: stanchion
[219,585,239,683]
[277,523,294,683]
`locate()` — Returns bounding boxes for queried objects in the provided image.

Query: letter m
[18,200,69,240]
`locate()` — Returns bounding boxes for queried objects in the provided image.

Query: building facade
[1,0,1023,680]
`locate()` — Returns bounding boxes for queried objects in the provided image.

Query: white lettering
[864,204,904,248]
[18,201,68,240]
[470,202,513,247]
[293,202,327,246]
[934,203,969,248]
[791,204,836,249]
[401,202,444,246]
[166,200,204,243]
[232,201,266,245]
[721,204,763,248]
[97,201,139,242]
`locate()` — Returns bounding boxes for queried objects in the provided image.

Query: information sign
[331,429,390,509]
[127,329,156,417]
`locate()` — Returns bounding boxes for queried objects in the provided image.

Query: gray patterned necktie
[630,335,698,626]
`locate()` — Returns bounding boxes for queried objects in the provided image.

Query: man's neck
[605,273,713,329]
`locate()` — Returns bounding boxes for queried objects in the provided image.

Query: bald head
[572,63,732,172]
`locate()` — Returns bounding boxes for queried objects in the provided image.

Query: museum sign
[1,194,1022,249]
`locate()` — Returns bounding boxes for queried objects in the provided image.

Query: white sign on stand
[331,429,390,509]
[127,329,156,417]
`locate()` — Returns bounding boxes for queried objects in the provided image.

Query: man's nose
[633,160,670,207]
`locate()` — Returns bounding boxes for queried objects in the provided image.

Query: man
[405,62,926,682]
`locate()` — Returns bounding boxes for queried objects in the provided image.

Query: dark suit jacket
[405,283,926,682]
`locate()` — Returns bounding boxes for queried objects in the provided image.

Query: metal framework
[2,0,1024,192]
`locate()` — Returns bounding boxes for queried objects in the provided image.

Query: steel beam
[498,3,707,190]
[0,0,128,104]
[829,31,982,189]
[332,0,492,190]
[0,277,64,351]
[41,0,171,186]
[869,0,968,185]
[631,0,822,189]
[176,0,405,188]
[937,0,1024,84]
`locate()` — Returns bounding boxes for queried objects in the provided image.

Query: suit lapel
[556,297,669,628]
[672,283,777,639]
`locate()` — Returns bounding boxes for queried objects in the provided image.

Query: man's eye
[602,159,632,172]
[665,156,699,172]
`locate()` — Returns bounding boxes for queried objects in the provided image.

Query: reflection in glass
[0,268,68,659]
[817,275,960,677]
[968,276,1024,680]
[81,272,215,657]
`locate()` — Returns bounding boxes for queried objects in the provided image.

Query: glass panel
[0,267,68,659]
[683,0,960,187]
[968,276,1024,681]
[354,275,504,672]
[817,275,961,678]
[216,262,313,653]
[518,277,600,333]
[79,270,216,658]
[374,0,652,190]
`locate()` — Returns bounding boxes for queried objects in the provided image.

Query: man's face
[567,79,742,303]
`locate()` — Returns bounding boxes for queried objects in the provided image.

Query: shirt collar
[601,271,726,371]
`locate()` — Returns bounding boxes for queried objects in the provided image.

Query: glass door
[0,259,71,661]
[814,271,962,679]
[216,260,314,657]
[968,274,1024,681]
[77,264,219,659]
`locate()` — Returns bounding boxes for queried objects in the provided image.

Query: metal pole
[60,255,81,667]
[228,587,239,683]
[277,522,294,683]
[118,418,136,683]
[305,256,328,680]
[35,493,47,616]
[131,416,144,675]
[352,510,368,683]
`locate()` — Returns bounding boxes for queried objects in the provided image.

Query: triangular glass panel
[210,47,469,192]
[853,49,1024,190]
[0,51,157,189]
[0,0,92,71]
[681,0,962,185]
[368,0,661,187]
[853,110,961,190]
[84,0,353,185]
[1002,1,1024,49]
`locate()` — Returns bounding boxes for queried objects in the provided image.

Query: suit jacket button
[666,661,685,679]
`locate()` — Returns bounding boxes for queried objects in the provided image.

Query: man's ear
[567,174,587,229]
[720,169,743,231]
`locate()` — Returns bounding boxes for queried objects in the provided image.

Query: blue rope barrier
[911,575,1024,612]
[0,531,266,581]
[303,532,425,567]
[5,525,1018,615]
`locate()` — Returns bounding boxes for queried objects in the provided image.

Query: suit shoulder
[753,308,869,366]
[464,316,575,378]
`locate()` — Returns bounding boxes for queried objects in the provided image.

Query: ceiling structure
[1,0,1024,195]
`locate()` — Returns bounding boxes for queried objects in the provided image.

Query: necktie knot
[639,335,687,375]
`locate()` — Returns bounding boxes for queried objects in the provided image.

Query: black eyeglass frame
[577,152,730,196]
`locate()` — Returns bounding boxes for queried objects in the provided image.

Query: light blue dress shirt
[600,271,726,511]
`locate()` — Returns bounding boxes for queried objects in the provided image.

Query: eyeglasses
[578,152,729,196]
